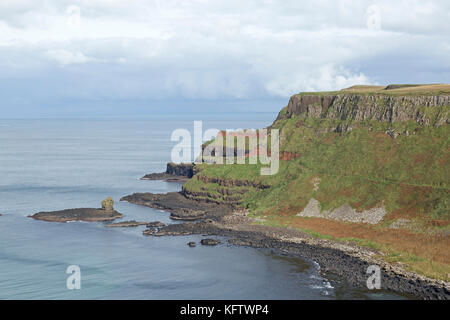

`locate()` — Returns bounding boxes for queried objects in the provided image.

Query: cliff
[181,84,450,281]
[166,162,195,178]
[141,162,195,181]
[278,93,449,126]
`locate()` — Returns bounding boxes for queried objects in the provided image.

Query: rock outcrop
[296,198,387,224]
[30,197,122,222]
[120,191,232,221]
[105,220,148,227]
[200,238,221,246]
[278,93,449,126]
[166,162,195,177]
[181,175,271,207]
[141,162,195,181]
[30,208,123,223]
[101,196,114,211]
[146,221,166,228]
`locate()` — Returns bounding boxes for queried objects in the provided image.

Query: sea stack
[102,196,114,211]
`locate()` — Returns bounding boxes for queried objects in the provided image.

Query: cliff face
[166,162,195,178]
[278,94,449,126]
[141,162,196,181]
[181,175,270,207]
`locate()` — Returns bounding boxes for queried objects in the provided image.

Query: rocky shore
[105,220,148,227]
[121,191,449,300]
[121,192,230,221]
[141,162,194,182]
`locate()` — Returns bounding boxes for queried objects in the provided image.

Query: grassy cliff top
[297,84,450,97]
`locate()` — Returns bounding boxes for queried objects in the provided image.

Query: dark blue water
[0,114,405,299]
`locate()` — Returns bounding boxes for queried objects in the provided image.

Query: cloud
[0,0,449,115]
[45,49,99,66]
[265,64,372,96]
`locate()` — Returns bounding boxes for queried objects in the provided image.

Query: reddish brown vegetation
[272,215,450,267]
[280,151,301,161]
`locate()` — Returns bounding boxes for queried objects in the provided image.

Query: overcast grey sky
[0,0,449,117]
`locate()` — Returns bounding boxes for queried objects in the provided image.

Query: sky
[0,0,449,117]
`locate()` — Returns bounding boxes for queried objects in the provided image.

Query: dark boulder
[200,238,221,246]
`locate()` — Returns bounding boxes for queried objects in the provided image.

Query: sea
[0,113,407,299]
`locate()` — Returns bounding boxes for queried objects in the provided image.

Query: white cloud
[0,0,448,110]
[264,64,372,96]
[45,49,98,66]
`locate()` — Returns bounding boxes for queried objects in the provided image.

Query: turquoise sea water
[0,114,406,299]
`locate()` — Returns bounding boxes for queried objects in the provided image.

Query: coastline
[122,191,450,300]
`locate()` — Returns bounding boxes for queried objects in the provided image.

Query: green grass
[294,83,450,97]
